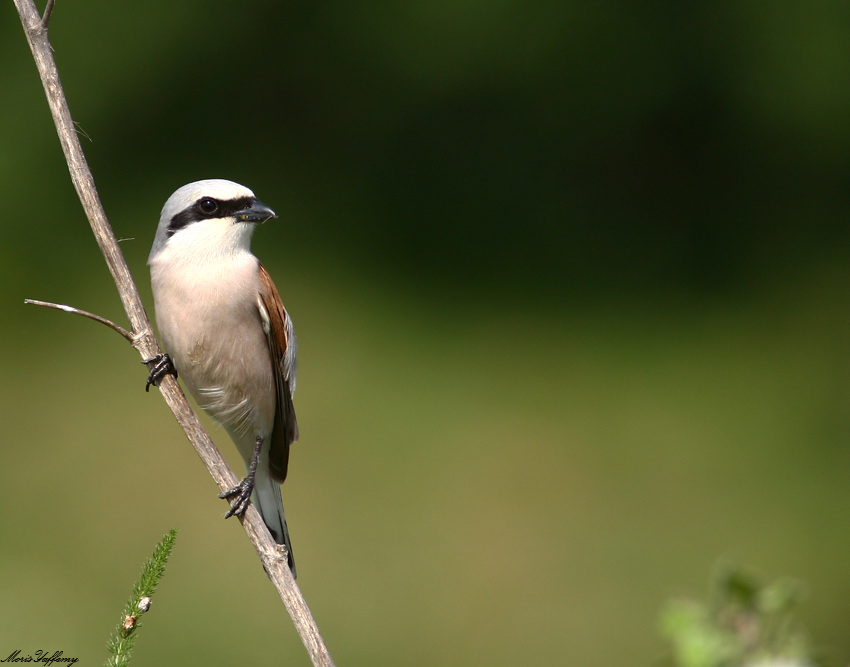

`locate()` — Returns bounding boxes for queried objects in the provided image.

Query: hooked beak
[234,199,277,223]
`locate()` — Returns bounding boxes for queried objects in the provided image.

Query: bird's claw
[143,353,177,392]
[219,477,255,518]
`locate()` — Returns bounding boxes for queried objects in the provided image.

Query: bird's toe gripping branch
[218,435,264,519]
[142,353,177,392]
[219,477,256,519]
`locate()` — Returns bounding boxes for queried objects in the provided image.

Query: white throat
[155,218,256,268]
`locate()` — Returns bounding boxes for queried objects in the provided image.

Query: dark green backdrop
[2,2,850,665]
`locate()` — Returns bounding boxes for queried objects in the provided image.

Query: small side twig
[41,0,55,28]
[24,299,134,343]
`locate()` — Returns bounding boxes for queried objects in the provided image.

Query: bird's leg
[142,353,177,392]
[219,435,264,518]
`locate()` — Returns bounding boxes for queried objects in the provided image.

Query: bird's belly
[156,279,275,438]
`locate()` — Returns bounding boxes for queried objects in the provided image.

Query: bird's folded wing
[257,262,299,483]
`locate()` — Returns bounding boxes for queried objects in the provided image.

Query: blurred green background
[3,1,850,665]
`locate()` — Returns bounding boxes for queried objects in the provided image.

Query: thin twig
[13,3,335,665]
[25,299,135,343]
[41,0,55,28]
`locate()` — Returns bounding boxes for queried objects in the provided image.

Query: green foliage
[104,529,178,667]
[659,562,819,667]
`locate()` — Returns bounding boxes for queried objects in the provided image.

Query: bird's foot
[143,353,177,392]
[219,476,255,519]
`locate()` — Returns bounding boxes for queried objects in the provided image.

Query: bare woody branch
[13,2,335,665]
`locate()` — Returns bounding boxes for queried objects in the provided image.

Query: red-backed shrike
[146,179,298,576]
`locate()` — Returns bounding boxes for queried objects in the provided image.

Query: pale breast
[151,251,276,437]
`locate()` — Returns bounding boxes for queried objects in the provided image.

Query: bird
[145,179,298,577]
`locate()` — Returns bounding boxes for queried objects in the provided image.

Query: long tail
[252,465,296,578]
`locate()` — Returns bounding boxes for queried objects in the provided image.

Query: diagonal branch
[13,2,335,665]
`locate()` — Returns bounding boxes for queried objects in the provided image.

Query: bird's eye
[198,198,218,214]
